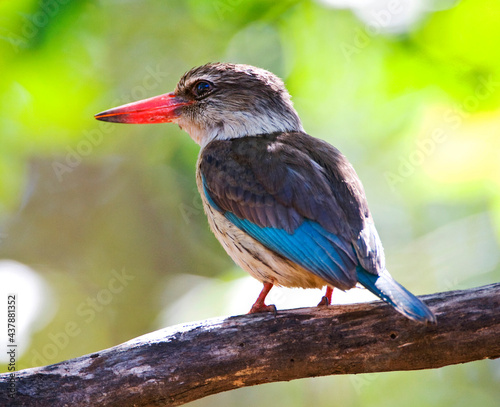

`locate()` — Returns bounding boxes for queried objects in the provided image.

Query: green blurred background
[1,0,499,405]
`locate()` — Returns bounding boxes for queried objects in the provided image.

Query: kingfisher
[95,63,436,324]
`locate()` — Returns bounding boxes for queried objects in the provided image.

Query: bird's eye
[193,81,213,97]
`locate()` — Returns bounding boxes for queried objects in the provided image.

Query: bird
[95,62,436,324]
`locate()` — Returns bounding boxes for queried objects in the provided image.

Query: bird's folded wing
[200,133,382,289]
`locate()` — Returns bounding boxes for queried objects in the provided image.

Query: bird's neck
[179,110,304,148]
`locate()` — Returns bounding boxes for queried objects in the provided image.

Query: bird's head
[95,63,303,147]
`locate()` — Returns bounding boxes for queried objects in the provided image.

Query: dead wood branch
[1,283,499,406]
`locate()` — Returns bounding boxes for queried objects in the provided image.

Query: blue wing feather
[204,180,358,289]
[225,213,357,289]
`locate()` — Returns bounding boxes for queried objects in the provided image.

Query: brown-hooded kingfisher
[95,63,436,324]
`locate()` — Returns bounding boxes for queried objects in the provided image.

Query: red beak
[94,92,193,124]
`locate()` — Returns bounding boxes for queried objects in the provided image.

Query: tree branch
[1,283,499,406]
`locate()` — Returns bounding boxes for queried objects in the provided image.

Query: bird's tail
[356,266,436,324]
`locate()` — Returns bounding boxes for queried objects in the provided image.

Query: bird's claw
[248,303,277,316]
[317,296,330,306]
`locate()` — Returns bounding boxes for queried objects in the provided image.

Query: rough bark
[1,283,499,406]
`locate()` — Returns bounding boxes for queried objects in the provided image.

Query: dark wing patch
[200,132,385,282]
[201,134,353,235]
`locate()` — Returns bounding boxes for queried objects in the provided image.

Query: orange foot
[317,286,333,306]
[248,282,277,315]
[248,303,277,315]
